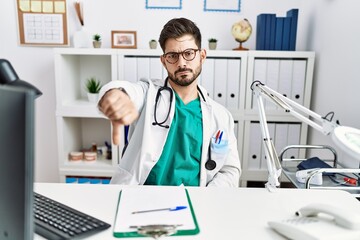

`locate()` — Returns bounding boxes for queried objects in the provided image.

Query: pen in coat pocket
[214,130,224,144]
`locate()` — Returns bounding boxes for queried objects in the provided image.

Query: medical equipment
[206,145,217,170]
[152,78,216,171]
[152,78,207,129]
[152,81,173,129]
[250,80,360,191]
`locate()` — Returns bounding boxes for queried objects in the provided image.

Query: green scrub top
[144,92,203,186]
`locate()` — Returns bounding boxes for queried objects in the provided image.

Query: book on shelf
[286,8,299,51]
[256,14,267,50]
[268,14,276,50]
[282,16,292,51]
[274,17,285,51]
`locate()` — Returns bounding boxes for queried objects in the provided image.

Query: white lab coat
[98,78,241,187]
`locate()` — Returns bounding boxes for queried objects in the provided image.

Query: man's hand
[98,89,139,145]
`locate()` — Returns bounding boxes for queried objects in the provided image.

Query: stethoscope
[152,77,217,170]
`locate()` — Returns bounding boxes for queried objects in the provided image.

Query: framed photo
[111,31,137,49]
[146,0,182,10]
[204,0,241,12]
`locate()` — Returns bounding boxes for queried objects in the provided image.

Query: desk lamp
[251,81,360,191]
[0,59,42,97]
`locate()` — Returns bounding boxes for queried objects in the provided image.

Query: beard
[167,65,202,87]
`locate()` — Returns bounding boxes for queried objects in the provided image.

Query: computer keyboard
[34,192,111,240]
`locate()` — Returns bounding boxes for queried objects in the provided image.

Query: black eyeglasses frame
[162,48,200,64]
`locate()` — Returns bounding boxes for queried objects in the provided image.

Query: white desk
[34,183,360,240]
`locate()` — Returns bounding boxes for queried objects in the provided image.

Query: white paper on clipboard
[113,186,197,234]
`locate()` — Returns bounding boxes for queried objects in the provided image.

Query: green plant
[93,34,101,42]
[208,38,217,43]
[85,77,102,93]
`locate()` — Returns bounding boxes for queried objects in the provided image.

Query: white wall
[1,0,359,182]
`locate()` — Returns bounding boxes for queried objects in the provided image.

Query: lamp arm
[251,81,339,135]
[250,81,339,191]
[253,83,282,190]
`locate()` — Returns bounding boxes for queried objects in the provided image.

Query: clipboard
[113,187,200,238]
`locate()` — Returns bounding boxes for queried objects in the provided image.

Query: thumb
[111,121,122,145]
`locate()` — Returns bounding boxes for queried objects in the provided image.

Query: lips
[175,69,192,75]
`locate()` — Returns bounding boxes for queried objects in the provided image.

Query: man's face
[161,34,206,87]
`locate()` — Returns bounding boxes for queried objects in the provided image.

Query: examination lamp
[0,59,42,97]
[250,80,360,190]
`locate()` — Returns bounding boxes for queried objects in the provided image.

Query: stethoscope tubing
[152,77,216,170]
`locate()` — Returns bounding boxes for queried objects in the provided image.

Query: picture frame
[111,31,137,49]
[204,0,241,13]
[145,0,182,10]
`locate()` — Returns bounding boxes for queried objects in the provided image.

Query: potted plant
[208,38,218,50]
[149,39,157,49]
[92,34,102,48]
[85,77,102,102]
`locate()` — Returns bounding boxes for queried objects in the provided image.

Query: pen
[132,206,187,214]
[218,131,223,144]
[215,130,221,143]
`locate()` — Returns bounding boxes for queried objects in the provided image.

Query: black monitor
[0,85,36,239]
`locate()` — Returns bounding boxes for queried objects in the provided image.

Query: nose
[176,54,187,67]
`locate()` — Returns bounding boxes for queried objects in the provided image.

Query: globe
[231,18,252,50]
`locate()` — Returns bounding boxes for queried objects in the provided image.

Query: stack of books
[256,9,298,51]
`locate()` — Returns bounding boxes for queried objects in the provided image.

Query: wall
[306,1,360,167]
[0,0,359,182]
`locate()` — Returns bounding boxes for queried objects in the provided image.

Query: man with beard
[98,18,241,187]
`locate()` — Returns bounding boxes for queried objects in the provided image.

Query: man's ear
[200,49,207,64]
[160,55,166,68]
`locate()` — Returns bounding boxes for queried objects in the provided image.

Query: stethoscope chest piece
[205,159,216,170]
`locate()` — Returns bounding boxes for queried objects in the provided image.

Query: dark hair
[158,18,202,52]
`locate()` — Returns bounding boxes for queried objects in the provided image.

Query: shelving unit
[54,49,122,182]
[54,48,315,186]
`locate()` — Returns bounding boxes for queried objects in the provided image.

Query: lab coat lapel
[200,96,213,187]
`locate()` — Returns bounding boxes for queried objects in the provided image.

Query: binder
[282,17,292,51]
[265,59,280,110]
[113,187,199,238]
[137,57,150,79]
[286,123,301,159]
[252,59,268,109]
[200,58,215,98]
[150,57,163,79]
[213,59,227,107]
[286,9,299,51]
[274,17,285,51]
[248,122,262,170]
[274,123,289,154]
[265,14,276,50]
[291,60,306,105]
[256,14,267,50]
[268,14,277,50]
[226,59,241,109]
[124,57,137,82]
[261,122,275,170]
[278,59,293,99]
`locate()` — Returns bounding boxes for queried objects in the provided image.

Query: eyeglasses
[163,48,200,64]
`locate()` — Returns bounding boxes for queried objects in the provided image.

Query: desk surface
[34,183,360,240]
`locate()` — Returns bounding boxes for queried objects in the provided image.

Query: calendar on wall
[16,0,69,46]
